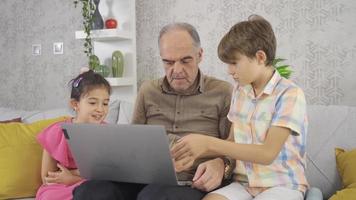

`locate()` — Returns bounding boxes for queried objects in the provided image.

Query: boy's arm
[207,126,291,165]
[172,126,290,168]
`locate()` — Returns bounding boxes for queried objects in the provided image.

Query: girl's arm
[41,149,58,184]
[41,149,82,185]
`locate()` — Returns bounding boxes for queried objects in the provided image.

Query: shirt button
[175,126,178,129]
[177,111,180,114]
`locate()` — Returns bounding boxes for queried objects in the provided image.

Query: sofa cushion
[329,147,356,199]
[0,107,34,121]
[329,148,356,199]
[22,108,73,123]
[0,116,67,199]
[117,100,134,124]
[20,99,120,124]
[306,105,356,199]
[335,148,356,189]
[105,99,120,124]
[329,188,356,200]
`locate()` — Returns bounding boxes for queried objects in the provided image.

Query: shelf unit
[75,0,137,102]
[75,29,133,41]
[105,77,135,86]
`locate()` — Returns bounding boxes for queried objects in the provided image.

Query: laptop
[61,123,192,186]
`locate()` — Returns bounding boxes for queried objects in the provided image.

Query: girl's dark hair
[69,70,111,101]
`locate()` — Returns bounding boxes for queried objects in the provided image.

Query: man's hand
[191,158,224,192]
[44,164,82,186]
[171,134,211,172]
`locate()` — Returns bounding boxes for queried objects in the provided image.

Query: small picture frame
[32,44,41,56]
[53,42,63,54]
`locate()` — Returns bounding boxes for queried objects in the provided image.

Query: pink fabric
[35,118,85,200]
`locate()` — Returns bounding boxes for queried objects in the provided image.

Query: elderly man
[73,22,233,200]
[135,22,233,200]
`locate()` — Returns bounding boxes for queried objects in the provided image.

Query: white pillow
[117,100,134,124]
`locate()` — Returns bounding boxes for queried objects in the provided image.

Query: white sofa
[1,104,355,199]
[0,99,134,125]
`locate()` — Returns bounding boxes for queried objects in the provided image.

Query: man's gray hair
[158,22,201,48]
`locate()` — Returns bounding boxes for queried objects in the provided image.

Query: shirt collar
[240,70,281,98]
[263,70,281,95]
[160,70,204,95]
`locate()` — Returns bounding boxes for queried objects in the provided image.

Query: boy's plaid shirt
[228,71,308,193]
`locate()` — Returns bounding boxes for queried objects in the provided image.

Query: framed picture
[32,44,41,56]
[53,42,63,54]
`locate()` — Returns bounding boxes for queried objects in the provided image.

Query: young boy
[171,15,308,200]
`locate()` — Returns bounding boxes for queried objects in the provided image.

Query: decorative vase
[105,18,118,29]
[91,0,104,30]
[112,50,124,77]
[94,64,110,77]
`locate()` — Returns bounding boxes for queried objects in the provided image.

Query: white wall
[1,0,356,110]
[136,0,356,106]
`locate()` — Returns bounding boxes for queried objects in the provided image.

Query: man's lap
[73,180,145,200]
[137,184,207,200]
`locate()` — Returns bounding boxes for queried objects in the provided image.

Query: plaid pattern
[228,71,308,193]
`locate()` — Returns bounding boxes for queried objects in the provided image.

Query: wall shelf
[105,77,134,86]
[75,0,137,103]
[75,29,133,41]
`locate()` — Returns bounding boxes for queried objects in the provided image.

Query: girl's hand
[44,164,82,186]
[171,134,210,172]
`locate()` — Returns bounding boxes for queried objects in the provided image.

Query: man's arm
[218,83,233,140]
[191,158,225,192]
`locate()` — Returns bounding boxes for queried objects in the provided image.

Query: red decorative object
[105,18,117,29]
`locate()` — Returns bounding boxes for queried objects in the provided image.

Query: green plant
[74,0,95,57]
[89,54,100,70]
[273,58,292,79]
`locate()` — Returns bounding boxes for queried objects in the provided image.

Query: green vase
[112,50,124,77]
[94,64,110,77]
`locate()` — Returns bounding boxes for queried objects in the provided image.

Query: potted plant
[273,58,292,79]
[74,0,96,62]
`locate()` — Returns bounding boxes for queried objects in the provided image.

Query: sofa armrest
[305,187,323,200]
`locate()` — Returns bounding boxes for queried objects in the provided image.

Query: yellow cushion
[329,188,356,200]
[0,116,67,199]
[329,148,356,200]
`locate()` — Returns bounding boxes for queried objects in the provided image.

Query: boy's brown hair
[218,15,276,66]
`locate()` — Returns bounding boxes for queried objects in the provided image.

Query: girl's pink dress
[35,118,85,200]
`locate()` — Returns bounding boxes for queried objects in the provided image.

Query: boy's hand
[171,134,210,171]
[44,164,81,185]
[173,154,194,172]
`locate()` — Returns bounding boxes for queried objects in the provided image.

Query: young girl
[171,15,308,200]
[35,70,111,200]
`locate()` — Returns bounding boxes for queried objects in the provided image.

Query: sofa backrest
[306,105,356,198]
[0,99,123,124]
